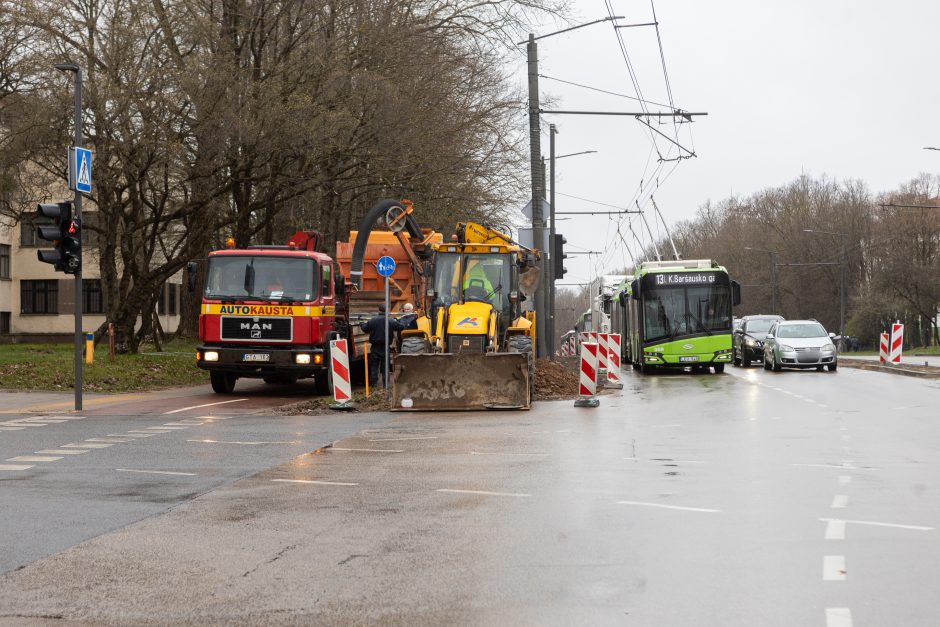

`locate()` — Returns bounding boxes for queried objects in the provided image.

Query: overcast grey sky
[513,0,940,288]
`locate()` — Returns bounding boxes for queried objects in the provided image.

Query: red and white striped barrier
[597,333,610,382]
[560,341,570,357]
[889,322,904,364]
[606,333,623,388]
[574,342,600,407]
[329,338,352,403]
[569,334,577,356]
[879,332,889,364]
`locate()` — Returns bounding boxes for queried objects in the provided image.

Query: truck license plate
[243,353,270,362]
[678,356,698,362]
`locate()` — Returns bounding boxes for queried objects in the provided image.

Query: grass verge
[0,339,208,393]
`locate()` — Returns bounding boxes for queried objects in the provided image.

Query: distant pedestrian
[360,303,404,387]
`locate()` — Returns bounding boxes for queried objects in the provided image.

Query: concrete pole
[527,34,547,358]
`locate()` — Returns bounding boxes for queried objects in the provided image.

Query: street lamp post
[803,229,848,346]
[548,125,596,356]
[744,247,779,313]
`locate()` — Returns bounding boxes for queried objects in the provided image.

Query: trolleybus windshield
[642,282,731,342]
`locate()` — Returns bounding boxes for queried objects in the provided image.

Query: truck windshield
[204,256,316,301]
[462,253,510,312]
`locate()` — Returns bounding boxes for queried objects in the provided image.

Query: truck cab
[195,242,339,394]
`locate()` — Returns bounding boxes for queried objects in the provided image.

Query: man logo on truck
[240,322,273,331]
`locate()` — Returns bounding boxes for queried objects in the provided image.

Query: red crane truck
[190,231,352,394]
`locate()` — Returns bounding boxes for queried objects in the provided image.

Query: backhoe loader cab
[395,240,538,410]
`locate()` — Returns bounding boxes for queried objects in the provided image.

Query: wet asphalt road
[1,365,939,626]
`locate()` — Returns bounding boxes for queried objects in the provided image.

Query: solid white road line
[115,468,197,476]
[825,607,853,627]
[7,456,63,462]
[823,555,846,581]
[819,517,934,532]
[330,447,404,453]
[437,489,531,498]
[616,500,720,513]
[187,439,297,445]
[271,479,359,486]
[368,436,439,442]
[825,519,846,540]
[831,494,849,508]
[838,475,852,485]
[469,451,549,457]
[61,442,112,449]
[163,399,248,415]
[36,449,89,455]
[0,464,34,470]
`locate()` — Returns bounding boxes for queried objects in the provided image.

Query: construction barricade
[889,322,904,364]
[606,333,624,388]
[329,338,354,409]
[574,342,600,408]
[879,332,889,364]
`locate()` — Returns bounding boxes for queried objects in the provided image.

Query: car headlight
[779,345,795,353]
[821,344,834,353]
[203,350,219,362]
[745,337,756,347]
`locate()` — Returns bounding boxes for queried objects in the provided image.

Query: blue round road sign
[376,255,396,277]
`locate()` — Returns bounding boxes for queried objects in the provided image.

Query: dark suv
[733,314,784,367]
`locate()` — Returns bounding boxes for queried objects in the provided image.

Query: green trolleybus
[617,260,740,374]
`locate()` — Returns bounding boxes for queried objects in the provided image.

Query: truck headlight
[295,353,311,365]
[203,350,219,362]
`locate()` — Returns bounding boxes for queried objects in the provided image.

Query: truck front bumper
[196,345,327,378]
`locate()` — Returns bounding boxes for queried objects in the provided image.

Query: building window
[0,244,10,279]
[21,280,59,314]
[83,279,103,314]
[168,284,178,316]
[0,312,10,334]
[20,212,53,247]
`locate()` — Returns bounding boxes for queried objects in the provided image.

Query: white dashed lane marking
[825,607,853,627]
[823,555,846,581]
[110,433,154,438]
[825,519,846,540]
[437,489,531,498]
[115,469,197,477]
[831,495,849,508]
[0,464,34,471]
[61,443,112,449]
[85,438,131,444]
[616,500,720,513]
[36,449,88,455]
[272,479,359,486]
[7,456,63,462]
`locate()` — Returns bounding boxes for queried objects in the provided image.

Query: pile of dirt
[269,387,392,415]
[534,357,580,401]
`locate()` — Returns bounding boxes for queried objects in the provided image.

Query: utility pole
[526,34,547,358]
[55,63,84,411]
[548,124,556,356]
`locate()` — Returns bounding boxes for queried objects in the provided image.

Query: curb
[839,358,940,379]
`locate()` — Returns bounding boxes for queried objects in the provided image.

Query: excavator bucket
[392,352,532,411]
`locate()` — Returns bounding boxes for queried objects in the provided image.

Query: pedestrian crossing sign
[69,147,93,194]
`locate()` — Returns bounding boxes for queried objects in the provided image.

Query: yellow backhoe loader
[347,200,539,410]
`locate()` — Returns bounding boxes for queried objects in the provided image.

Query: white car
[762,320,838,372]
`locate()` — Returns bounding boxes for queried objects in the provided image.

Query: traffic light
[553,233,567,279]
[36,201,81,274]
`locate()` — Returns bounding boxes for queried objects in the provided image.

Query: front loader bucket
[392,352,531,411]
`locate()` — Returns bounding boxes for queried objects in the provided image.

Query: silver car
[762,320,838,371]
